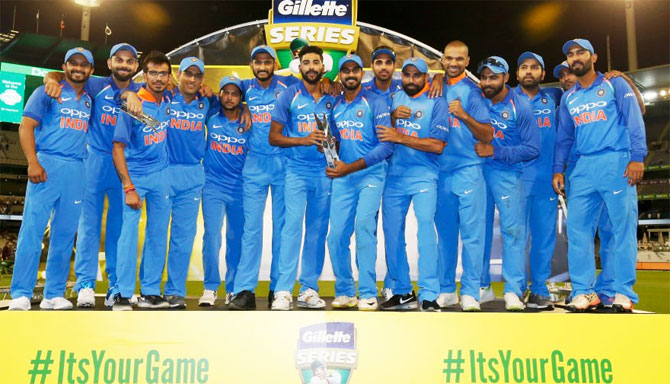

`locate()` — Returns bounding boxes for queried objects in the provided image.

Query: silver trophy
[313,113,339,169]
[121,101,160,133]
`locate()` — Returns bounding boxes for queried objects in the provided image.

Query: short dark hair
[142,50,171,74]
[298,45,323,61]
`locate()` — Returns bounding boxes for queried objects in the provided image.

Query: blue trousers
[116,169,170,298]
[523,190,557,297]
[274,171,331,293]
[164,164,205,297]
[233,154,284,294]
[382,176,439,302]
[11,154,84,299]
[327,165,386,299]
[481,166,527,297]
[566,151,638,302]
[436,165,487,298]
[201,185,244,293]
[73,149,123,293]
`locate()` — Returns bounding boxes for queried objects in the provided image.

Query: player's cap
[110,43,138,58]
[338,54,363,71]
[251,45,277,60]
[372,47,396,62]
[477,56,509,74]
[179,57,205,74]
[219,75,242,91]
[290,38,310,53]
[553,61,570,79]
[401,57,428,73]
[64,47,94,65]
[517,51,544,69]
[562,38,594,55]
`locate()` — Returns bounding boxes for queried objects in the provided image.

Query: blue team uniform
[163,92,213,298]
[201,112,250,293]
[11,82,91,300]
[271,82,335,295]
[113,87,171,299]
[435,73,491,299]
[480,86,540,297]
[73,76,140,296]
[382,86,449,302]
[232,75,298,295]
[362,78,402,105]
[554,73,646,302]
[327,89,393,299]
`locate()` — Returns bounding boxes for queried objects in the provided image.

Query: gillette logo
[277,0,348,17]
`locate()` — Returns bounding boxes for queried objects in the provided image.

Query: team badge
[415,110,423,119]
[237,126,245,134]
[166,108,171,115]
[501,111,510,120]
[542,97,548,104]
[85,100,90,108]
[191,58,198,63]
[357,109,363,117]
[198,102,204,110]
[597,88,606,97]
[326,101,332,109]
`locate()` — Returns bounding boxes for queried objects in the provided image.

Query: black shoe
[229,290,256,310]
[380,291,418,311]
[268,290,274,309]
[420,300,441,312]
[164,295,187,309]
[113,297,133,311]
[137,295,169,309]
[526,293,554,310]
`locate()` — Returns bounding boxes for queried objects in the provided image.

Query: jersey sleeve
[22,86,51,124]
[492,96,540,164]
[363,96,394,167]
[271,87,293,127]
[84,76,107,97]
[113,113,134,146]
[612,77,647,162]
[429,97,449,142]
[553,93,576,173]
[466,88,491,124]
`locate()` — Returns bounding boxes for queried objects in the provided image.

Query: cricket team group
[7,35,647,313]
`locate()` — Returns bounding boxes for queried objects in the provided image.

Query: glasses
[147,70,170,78]
[477,58,506,73]
[182,71,203,79]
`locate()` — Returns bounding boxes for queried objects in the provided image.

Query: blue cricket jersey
[271,81,336,176]
[485,86,540,170]
[166,91,211,165]
[440,73,490,172]
[553,72,647,173]
[363,77,403,106]
[331,88,394,168]
[22,81,92,160]
[387,85,449,180]
[113,87,170,177]
[204,112,250,194]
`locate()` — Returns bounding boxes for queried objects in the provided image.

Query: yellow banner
[265,22,360,51]
[1,312,667,383]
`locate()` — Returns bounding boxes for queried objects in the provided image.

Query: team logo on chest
[597,88,606,97]
[198,102,205,110]
[501,111,510,120]
[326,101,333,110]
[415,110,423,119]
[85,100,91,108]
[541,97,548,104]
[356,109,363,117]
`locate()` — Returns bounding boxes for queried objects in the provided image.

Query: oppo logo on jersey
[569,101,607,115]
[534,109,552,115]
[60,108,90,120]
[249,104,275,113]
[100,105,121,126]
[490,118,508,130]
[102,105,122,114]
[277,0,347,17]
[396,119,421,130]
[210,133,246,144]
[143,126,167,146]
[142,121,169,133]
[168,110,205,120]
[570,101,608,127]
[250,104,274,124]
[336,120,363,129]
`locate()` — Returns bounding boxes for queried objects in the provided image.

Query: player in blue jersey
[268,45,335,311]
[162,57,212,309]
[228,45,299,310]
[362,46,403,107]
[376,57,449,312]
[43,43,141,308]
[111,51,173,311]
[476,56,540,311]
[200,76,249,308]
[552,39,646,313]
[8,48,94,310]
[514,52,563,310]
[434,41,493,312]
[325,54,394,311]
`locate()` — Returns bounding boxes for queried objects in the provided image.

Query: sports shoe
[229,290,256,310]
[268,290,275,309]
[597,294,615,309]
[129,295,138,305]
[526,293,554,310]
[437,292,459,308]
[104,290,119,307]
[566,293,600,312]
[8,296,31,311]
[198,289,217,306]
[137,295,169,309]
[113,297,133,311]
[460,295,481,312]
[332,296,358,309]
[40,297,73,310]
[357,297,378,311]
[504,293,525,311]
[480,286,496,303]
[76,287,96,308]
[380,291,418,311]
[381,287,393,301]
[612,294,633,313]
[297,288,326,309]
[165,295,186,309]
[225,292,235,305]
[271,291,292,311]
[420,300,441,312]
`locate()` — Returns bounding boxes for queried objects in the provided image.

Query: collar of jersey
[409,82,430,99]
[490,85,514,108]
[60,80,87,99]
[514,84,547,103]
[137,86,161,103]
[574,71,604,91]
[172,88,203,105]
[446,72,467,86]
[251,75,278,91]
[298,81,331,103]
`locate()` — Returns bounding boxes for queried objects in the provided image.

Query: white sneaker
[129,295,138,305]
[224,292,234,305]
[271,291,293,311]
[381,288,393,301]
[332,296,358,309]
[297,288,326,309]
[76,287,96,308]
[198,289,217,306]
[480,286,496,303]
[436,292,459,308]
[504,292,525,311]
[40,297,73,310]
[8,296,31,311]
[612,294,633,313]
[357,297,378,311]
[460,295,481,312]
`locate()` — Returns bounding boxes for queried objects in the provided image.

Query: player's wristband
[123,185,136,194]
